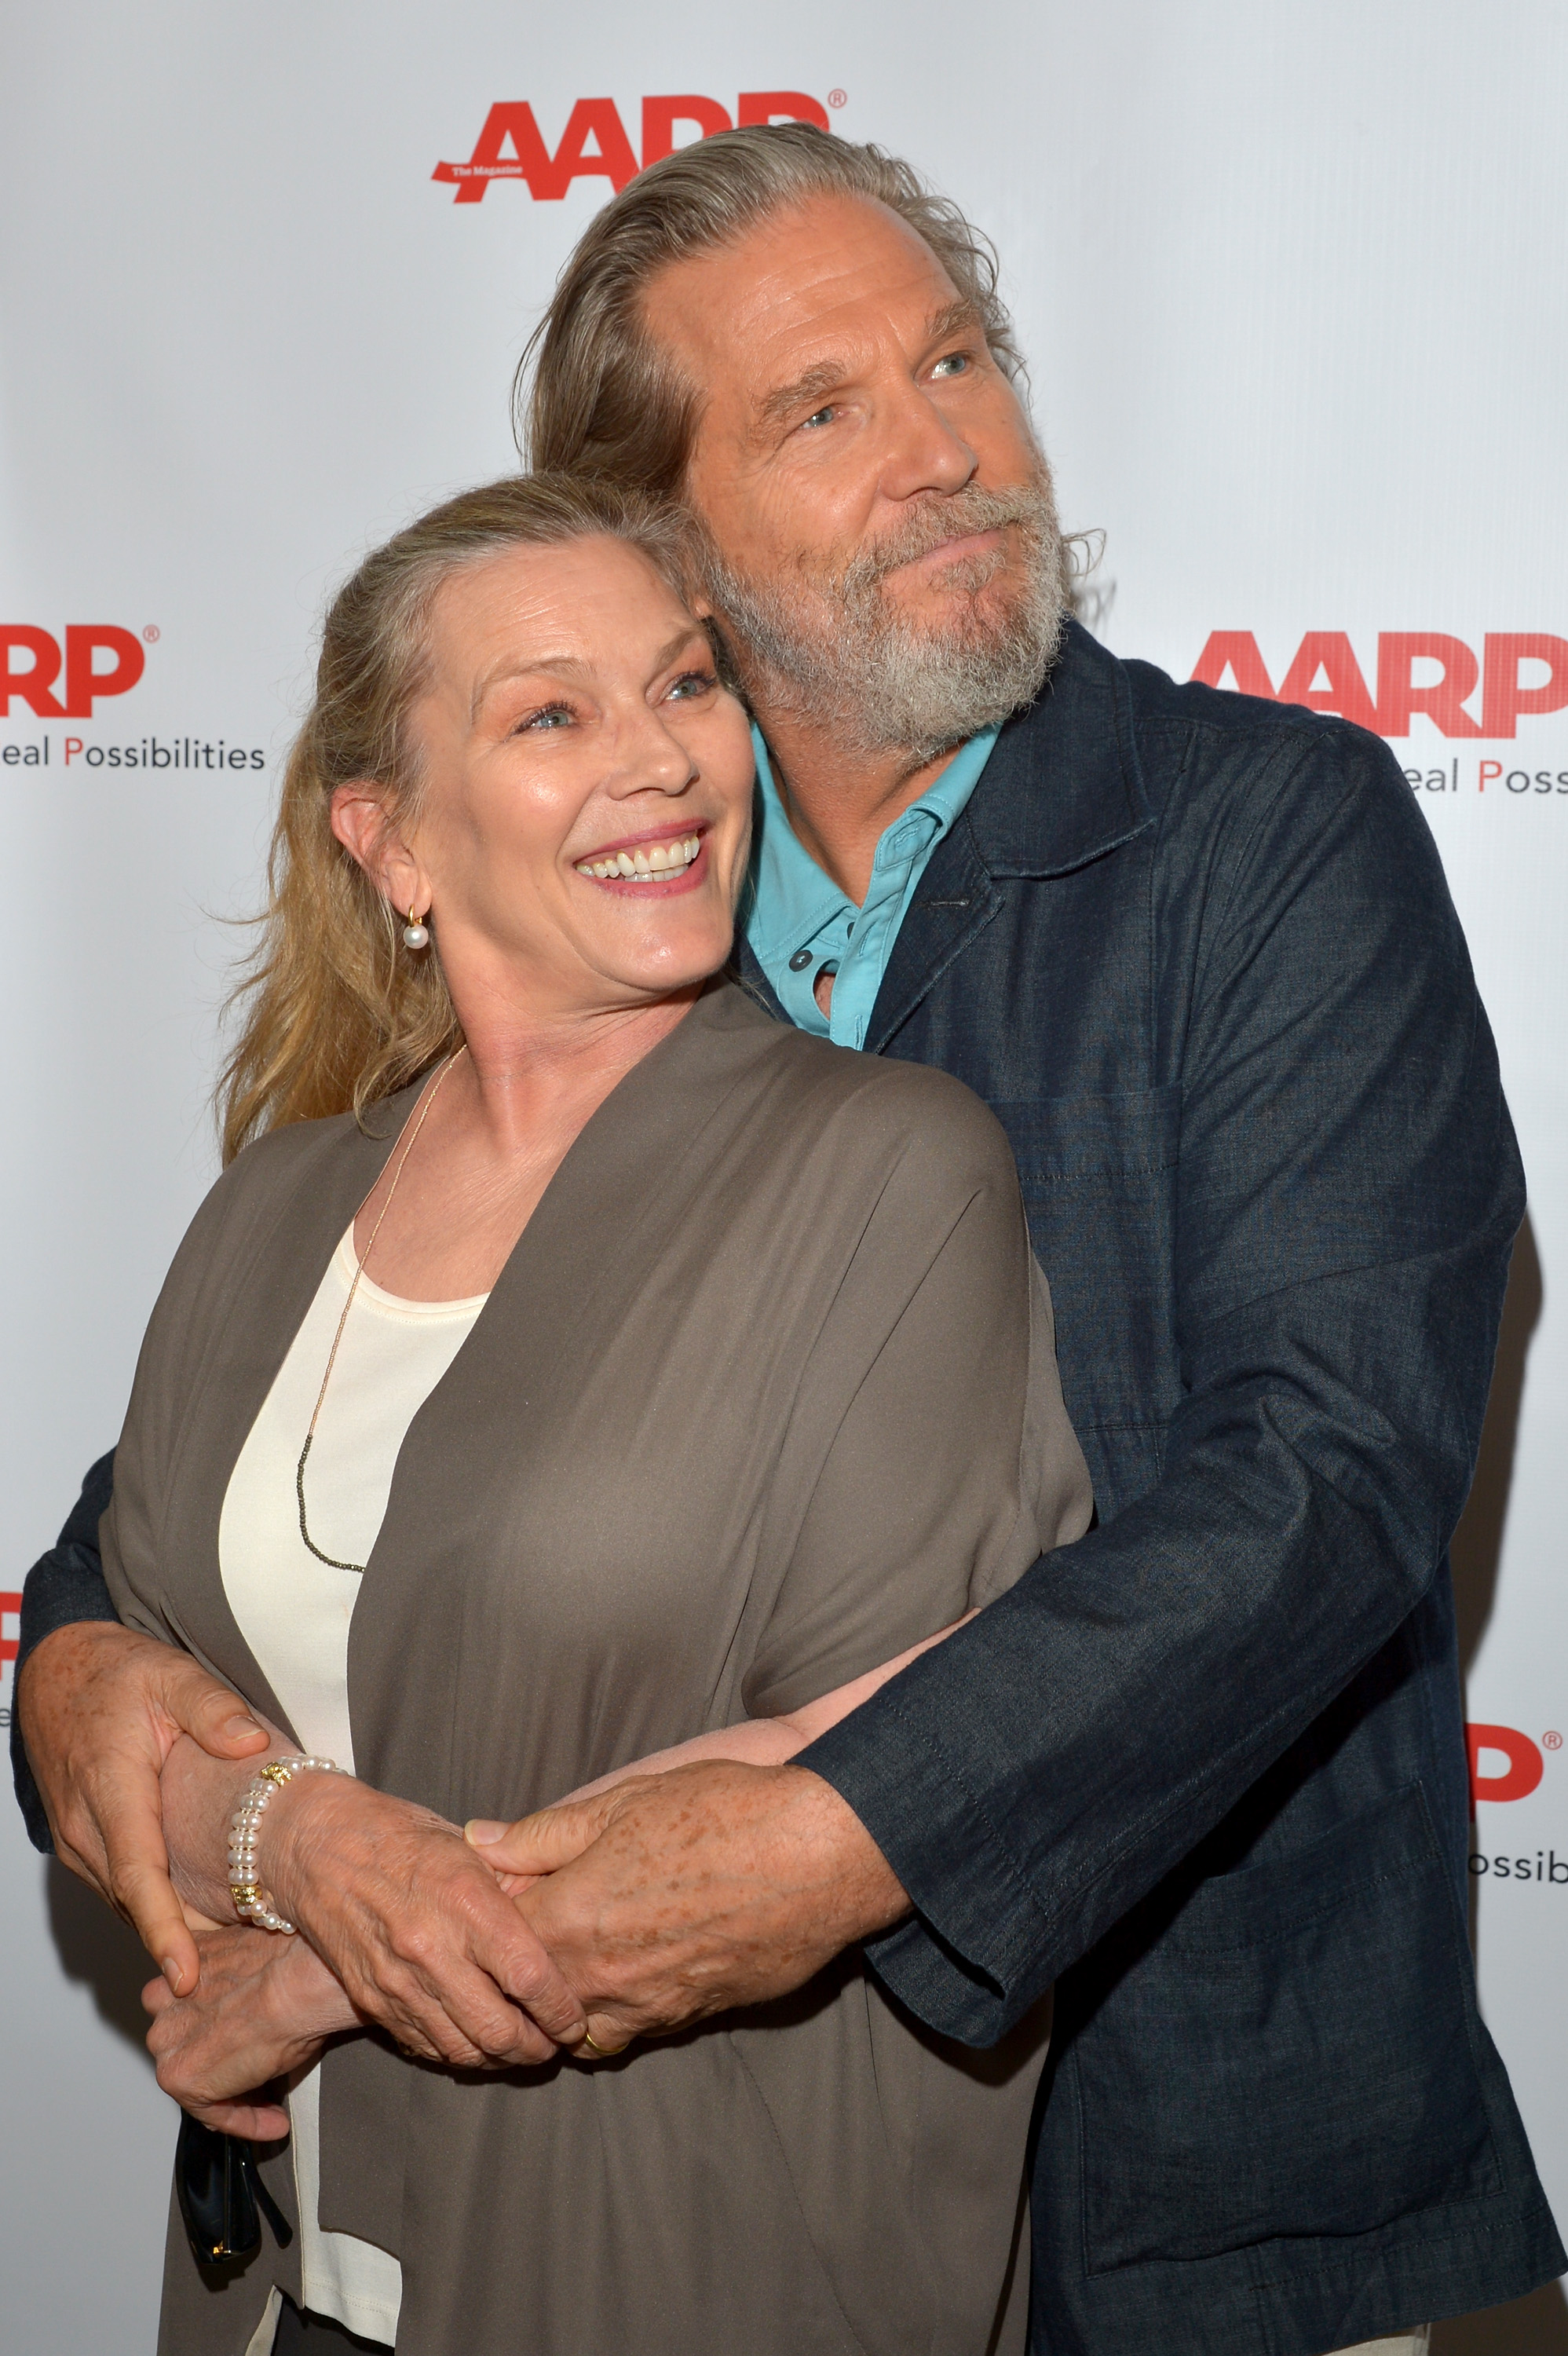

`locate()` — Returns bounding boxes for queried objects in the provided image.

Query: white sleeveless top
[219,1224,485,2344]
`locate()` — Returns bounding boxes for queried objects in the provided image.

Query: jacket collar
[734,619,1157,1045]
[730,942,789,1023]
[864,620,1157,1049]
[966,616,1156,879]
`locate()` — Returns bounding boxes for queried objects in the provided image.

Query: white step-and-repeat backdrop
[2,4,1563,2346]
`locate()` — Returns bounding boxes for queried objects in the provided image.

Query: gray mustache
[848,489,1045,587]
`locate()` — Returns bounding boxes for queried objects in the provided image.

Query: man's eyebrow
[470,625,707,719]
[753,299,989,433]
[924,294,985,349]
[756,358,850,431]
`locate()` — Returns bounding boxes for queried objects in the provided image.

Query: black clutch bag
[175,2113,294,2265]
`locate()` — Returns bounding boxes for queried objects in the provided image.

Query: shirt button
[788,949,813,972]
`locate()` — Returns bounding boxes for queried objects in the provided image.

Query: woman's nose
[605,708,699,796]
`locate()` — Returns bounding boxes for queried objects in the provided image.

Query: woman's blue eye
[521,704,572,731]
[931,353,970,379]
[667,671,716,700]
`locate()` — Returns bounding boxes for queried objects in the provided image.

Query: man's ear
[330,784,428,921]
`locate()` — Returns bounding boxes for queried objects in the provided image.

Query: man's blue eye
[932,353,970,378]
[801,407,835,430]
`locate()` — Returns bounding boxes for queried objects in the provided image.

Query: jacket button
[788,949,813,971]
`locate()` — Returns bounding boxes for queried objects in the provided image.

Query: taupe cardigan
[104,982,1092,2356]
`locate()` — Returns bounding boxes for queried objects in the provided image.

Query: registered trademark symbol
[1544,1731,1563,1751]
[142,624,160,642]
[828,88,847,109]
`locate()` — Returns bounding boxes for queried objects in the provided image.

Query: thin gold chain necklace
[295,1046,467,1573]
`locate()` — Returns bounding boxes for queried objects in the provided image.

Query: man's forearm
[802,1242,1506,2040]
[547,1615,976,1807]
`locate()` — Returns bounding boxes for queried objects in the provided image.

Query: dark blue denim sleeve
[802,726,1523,2042]
[9,1451,119,1850]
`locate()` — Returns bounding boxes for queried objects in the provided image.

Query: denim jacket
[774,620,1563,2351]
[14,620,1563,2355]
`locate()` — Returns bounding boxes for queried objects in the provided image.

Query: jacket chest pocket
[991,1087,1182,1477]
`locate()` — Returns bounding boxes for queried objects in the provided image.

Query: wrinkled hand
[17,1623,269,1994]
[466,1761,909,2054]
[261,1773,587,2069]
[143,1926,356,2138]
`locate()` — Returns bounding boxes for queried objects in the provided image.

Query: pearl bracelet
[228,1755,345,1934]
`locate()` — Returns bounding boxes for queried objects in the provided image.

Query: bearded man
[13,127,1563,2356]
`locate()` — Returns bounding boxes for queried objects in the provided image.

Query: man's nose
[877,380,978,503]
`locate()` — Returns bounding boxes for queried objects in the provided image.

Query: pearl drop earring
[402,905,429,950]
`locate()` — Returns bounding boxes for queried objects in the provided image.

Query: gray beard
[696,473,1069,764]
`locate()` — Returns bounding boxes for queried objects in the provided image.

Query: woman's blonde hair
[218,472,691,1164]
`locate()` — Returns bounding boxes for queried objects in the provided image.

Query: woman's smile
[573,827,707,888]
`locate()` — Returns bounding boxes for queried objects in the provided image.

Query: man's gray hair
[517,123,1024,496]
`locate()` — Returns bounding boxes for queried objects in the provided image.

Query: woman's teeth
[575,834,702,883]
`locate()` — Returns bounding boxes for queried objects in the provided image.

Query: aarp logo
[1467,1722,1556,1805]
[2,625,148,719]
[1,1589,19,1721]
[434,92,835,202]
[1192,631,1568,741]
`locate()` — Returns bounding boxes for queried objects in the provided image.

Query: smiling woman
[82,471,1091,2355]
[219,475,751,1169]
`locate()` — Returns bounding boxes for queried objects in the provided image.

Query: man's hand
[16,1623,269,1995]
[143,1925,356,2138]
[261,1772,588,2069]
[467,1761,909,2054]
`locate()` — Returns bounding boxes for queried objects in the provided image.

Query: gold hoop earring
[402,905,429,950]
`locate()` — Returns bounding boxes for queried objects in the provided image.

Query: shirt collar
[744,723,998,955]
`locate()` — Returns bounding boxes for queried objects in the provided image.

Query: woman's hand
[156,1732,587,2068]
[260,1772,587,2069]
[143,1926,356,2137]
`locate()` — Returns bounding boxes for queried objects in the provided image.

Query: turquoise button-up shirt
[740,723,1000,1051]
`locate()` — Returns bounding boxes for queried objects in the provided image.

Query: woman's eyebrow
[470,627,707,719]
[646,623,710,674]
[470,653,587,720]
